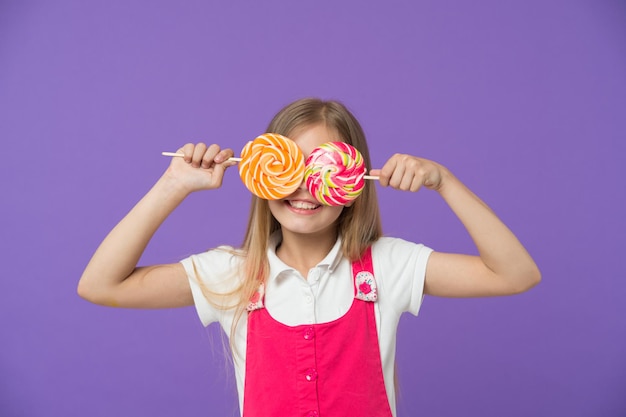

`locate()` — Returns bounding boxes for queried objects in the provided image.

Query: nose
[298,176,308,191]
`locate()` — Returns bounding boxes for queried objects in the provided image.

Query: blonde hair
[201,98,383,352]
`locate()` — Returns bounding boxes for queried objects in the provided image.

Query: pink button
[305,368,318,382]
[303,327,315,340]
[306,411,319,417]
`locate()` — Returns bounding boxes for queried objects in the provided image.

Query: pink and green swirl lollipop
[304,142,367,206]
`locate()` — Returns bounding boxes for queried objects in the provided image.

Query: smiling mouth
[287,200,321,210]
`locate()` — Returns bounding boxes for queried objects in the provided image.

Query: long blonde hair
[201,98,383,349]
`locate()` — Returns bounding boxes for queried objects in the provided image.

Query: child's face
[268,124,346,239]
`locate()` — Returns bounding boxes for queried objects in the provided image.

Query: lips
[287,200,321,210]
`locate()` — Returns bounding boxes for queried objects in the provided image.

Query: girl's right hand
[166,143,237,194]
[77,142,237,309]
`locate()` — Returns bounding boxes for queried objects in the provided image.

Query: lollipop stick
[161,152,242,162]
[364,174,379,181]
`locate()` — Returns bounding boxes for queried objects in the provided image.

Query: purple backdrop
[1,1,625,416]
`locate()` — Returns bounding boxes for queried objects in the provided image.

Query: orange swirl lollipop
[238,133,305,200]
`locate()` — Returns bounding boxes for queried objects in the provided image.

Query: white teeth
[289,200,319,210]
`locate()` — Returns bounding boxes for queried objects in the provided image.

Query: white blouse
[181,234,433,416]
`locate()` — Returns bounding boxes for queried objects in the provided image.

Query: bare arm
[77,143,236,308]
[370,154,541,297]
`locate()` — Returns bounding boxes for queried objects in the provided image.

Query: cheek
[267,200,283,216]
[327,206,345,221]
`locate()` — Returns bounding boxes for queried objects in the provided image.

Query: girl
[78,98,540,417]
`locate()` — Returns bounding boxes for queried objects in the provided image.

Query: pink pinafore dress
[243,247,393,417]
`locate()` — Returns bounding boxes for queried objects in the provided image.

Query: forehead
[289,124,341,157]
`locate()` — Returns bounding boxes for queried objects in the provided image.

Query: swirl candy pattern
[238,133,305,200]
[304,142,366,206]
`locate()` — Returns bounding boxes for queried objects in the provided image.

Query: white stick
[161,152,242,162]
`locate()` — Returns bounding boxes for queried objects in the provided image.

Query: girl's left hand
[369,154,446,192]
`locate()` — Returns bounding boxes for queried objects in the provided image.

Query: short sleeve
[180,246,242,327]
[373,237,433,316]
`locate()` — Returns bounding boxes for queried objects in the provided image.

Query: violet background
[1,1,625,416]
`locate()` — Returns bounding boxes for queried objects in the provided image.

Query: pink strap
[353,247,378,302]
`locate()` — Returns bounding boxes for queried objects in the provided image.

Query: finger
[210,148,237,187]
[388,163,407,189]
[369,169,388,186]
[180,143,195,163]
[368,168,382,178]
[191,143,208,168]
[201,144,221,169]
[377,157,399,187]
[398,170,416,191]
[214,147,236,165]
[210,160,228,187]
[410,175,423,192]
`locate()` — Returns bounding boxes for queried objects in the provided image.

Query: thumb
[367,168,388,186]
[198,161,223,189]
[212,161,232,186]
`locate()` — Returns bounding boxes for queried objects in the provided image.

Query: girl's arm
[369,154,541,297]
[77,143,236,308]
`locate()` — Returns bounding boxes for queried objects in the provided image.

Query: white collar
[267,231,343,282]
